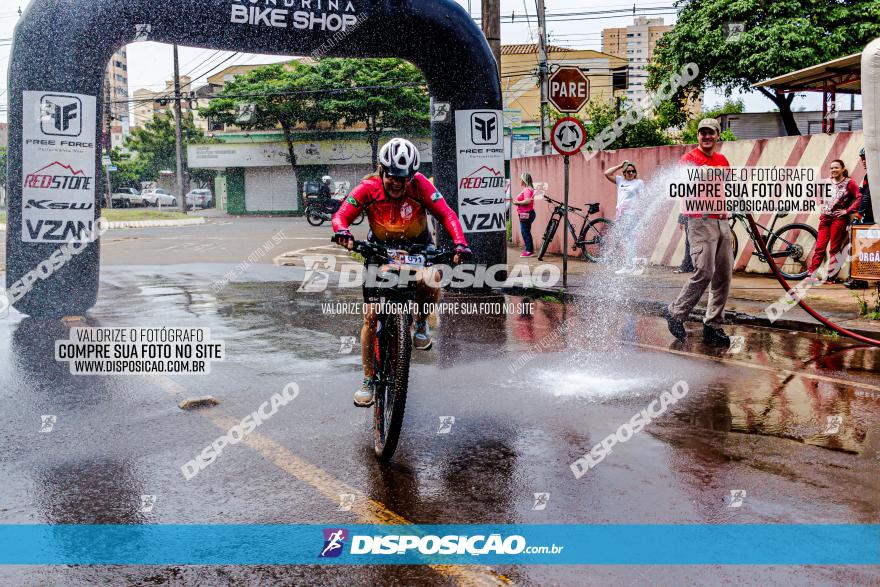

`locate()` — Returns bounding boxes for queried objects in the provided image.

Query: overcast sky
[1,0,841,124]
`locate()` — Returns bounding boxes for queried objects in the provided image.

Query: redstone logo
[24,161,93,191]
[459,165,504,190]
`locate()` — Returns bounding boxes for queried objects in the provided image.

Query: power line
[109,82,428,106]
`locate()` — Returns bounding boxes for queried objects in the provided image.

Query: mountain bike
[730,213,818,280]
[537,196,615,263]
[341,239,458,462]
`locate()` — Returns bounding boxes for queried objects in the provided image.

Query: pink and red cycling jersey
[332,173,468,245]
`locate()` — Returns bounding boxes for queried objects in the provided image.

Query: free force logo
[40,95,82,137]
[24,161,93,191]
[471,112,499,145]
[319,528,349,558]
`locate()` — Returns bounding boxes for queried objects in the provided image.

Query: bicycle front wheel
[580,218,614,263]
[538,218,559,260]
[373,312,412,462]
[766,223,818,280]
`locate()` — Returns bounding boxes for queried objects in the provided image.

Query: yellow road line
[148,375,511,586]
[629,341,880,393]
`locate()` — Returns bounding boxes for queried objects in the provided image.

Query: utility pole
[481,0,501,76]
[103,73,113,209]
[536,0,549,155]
[173,44,187,214]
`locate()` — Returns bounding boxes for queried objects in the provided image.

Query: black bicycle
[537,196,615,263]
[731,213,818,280]
[340,239,457,462]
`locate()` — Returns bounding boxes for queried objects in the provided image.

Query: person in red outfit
[332,138,471,406]
[807,159,860,281]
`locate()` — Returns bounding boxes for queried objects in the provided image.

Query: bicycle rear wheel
[579,218,614,263]
[373,312,412,462]
[766,223,818,280]
[538,218,559,260]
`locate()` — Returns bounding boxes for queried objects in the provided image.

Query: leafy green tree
[105,148,151,192]
[550,101,672,151]
[649,0,880,136]
[124,110,215,190]
[679,99,743,144]
[312,58,430,167]
[200,62,324,189]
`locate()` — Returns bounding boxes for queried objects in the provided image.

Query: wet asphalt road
[0,218,879,586]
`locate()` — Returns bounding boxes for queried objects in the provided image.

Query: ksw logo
[24,162,93,191]
[40,95,82,137]
[471,112,499,145]
[25,200,94,210]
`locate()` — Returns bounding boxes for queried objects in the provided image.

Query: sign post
[550,117,588,288]
[102,155,113,210]
[548,66,591,114]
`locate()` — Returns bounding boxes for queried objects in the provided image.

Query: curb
[0,217,206,231]
[503,285,880,340]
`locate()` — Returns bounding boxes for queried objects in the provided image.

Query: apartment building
[104,48,130,149]
[602,17,671,107]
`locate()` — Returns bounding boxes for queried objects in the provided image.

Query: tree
[550,101,672,151]
[649,0,880,136]
[312,58,430,167]
[124,110,216,189]
[200,62,324,190]
[679,99,743,144]
[105,147,151,192]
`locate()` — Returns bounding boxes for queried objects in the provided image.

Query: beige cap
[698,118,722,135]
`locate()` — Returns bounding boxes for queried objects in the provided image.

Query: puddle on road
[535,369,651,401]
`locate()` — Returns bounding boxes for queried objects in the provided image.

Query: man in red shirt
[666,119,733,345]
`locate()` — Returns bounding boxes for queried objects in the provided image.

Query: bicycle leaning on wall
[537,196,615,263]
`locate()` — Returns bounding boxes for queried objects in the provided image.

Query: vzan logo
[40,95,82,137]
[471,112,499,145]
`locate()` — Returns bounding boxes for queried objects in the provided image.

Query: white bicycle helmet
[379,138,420,178]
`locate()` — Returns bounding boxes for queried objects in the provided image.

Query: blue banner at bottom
[0,524,877,565]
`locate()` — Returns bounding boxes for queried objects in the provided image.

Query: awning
[752,54,861,94]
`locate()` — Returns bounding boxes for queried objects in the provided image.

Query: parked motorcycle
[304,197,364,227]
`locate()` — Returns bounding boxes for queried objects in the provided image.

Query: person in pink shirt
[513,172,537,257]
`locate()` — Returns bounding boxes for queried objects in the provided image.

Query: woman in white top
[604,160,646,274]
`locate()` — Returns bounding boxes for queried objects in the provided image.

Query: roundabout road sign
[550,117,587,156]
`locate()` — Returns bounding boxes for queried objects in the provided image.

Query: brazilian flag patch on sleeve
[346,196,360,207]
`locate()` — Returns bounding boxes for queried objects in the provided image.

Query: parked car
[111,187,145,208]
[142,188,177,207]
[185,189,213,209]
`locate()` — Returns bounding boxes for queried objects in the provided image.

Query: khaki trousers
[668,217,733,327]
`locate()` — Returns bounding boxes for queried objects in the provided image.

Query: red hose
[745,214,880,347]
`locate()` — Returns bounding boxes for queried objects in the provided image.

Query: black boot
[703,325,731,345]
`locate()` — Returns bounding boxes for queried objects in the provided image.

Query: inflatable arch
[5,0,505,317]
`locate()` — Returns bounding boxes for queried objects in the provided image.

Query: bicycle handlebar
[338,238,460,266]
[543,195,582,212]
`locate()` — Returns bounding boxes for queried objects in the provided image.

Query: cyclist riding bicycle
[332,138,472,407]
